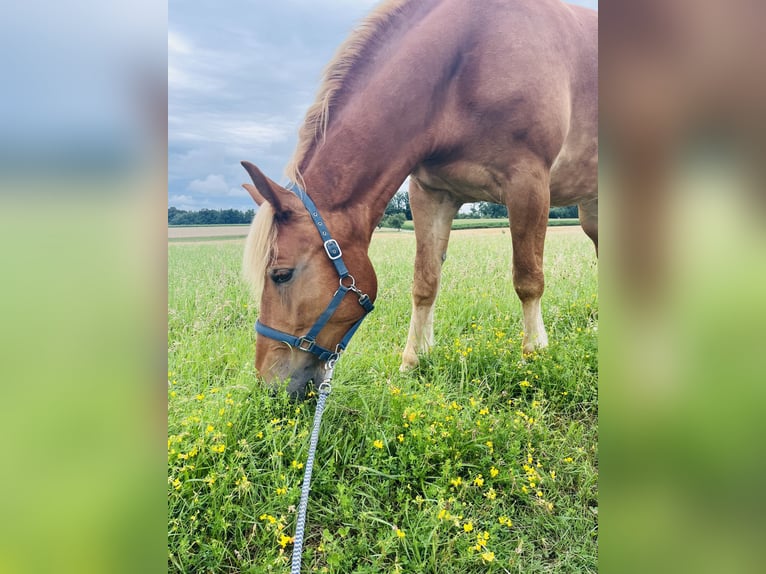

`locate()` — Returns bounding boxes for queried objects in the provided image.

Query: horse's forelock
[242,203,277,300]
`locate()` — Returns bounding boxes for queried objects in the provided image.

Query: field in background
[169,219,581,242]
[168,229,598,573]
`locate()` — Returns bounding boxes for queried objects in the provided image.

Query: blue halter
[254,183,374,365]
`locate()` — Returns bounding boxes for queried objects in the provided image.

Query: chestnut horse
[242,0,597,397]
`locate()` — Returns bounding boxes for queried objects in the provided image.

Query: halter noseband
[254,183,374,366]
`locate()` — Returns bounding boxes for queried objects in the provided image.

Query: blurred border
[601,1,766,572]
[0,2,167,573]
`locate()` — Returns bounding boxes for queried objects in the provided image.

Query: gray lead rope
[290,366,334,573]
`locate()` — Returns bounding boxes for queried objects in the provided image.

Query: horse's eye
[270,268,294,285]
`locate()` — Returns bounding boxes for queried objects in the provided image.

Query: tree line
[168,194,576,227]
[168,206,255,225]
[378,191,578,228]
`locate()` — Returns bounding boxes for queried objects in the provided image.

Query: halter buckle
[296,337,315,353]
[324,239,342,260]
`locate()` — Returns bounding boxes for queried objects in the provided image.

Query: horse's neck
[299,31,454,236]
[299,113,425,237]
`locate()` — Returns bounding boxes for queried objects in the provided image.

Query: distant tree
[385,190,412,220]
[168,207,255,225]
[389,213,406,230]
[549,205,578,219]
[471,202,508,218]
[168,206,182,224]
[380,213,406,230]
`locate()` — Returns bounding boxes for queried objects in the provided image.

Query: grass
[169,235,250,243]
[168,229,598,573]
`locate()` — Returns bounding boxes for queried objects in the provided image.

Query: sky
[168,0,598,211]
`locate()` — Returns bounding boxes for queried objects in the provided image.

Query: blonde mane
[285,0,417,185]
[242,203,277,299]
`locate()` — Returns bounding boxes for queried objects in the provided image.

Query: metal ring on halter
[339,275,356,289]
[296,337,315,352]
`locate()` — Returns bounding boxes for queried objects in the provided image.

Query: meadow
[168,227,598,573]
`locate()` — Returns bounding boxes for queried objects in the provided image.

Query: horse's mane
[285,0,418,186]
[242,202,277,299]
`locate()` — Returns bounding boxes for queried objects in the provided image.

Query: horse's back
[411,0,597,206]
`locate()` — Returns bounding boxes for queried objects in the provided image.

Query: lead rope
[290,363,334,573]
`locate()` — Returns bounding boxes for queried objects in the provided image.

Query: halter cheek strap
[254,183,374,364]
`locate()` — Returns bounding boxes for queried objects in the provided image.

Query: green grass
[399,218,580,231]
[168,230,598,573]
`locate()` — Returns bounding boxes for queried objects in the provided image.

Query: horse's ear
[241,161,295,214]
[241,183,265,206]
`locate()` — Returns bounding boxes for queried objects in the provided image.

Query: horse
[241,0,597,397]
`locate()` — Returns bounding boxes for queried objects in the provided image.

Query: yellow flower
[479,408,489,416]
[276,486,287,496]
[485,488,497,500]
[169,390,176,398]
[437,509,451,521]
[481,551,495,562]
[489,466,499,478]
[450,477,462,488]
[395,528,406,539]
[463,522,474,533]
[390,386,402,395]
[196,393,205,401]
[473,475,484,487]
[210,444,225,454]
[564,457,574,463]
[172,478,181,490]
[203,473,216,486]
[519,380,530,388]
[498,516,512,527]
[278,534,294,548]
[397,434,404,443]
[291,460,304,470]
[205,425,214,434]
[373,440,384,449]
[259,514,276,524]
[256,431,263,439]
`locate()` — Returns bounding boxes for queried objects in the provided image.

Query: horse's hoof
[399,357,418,372]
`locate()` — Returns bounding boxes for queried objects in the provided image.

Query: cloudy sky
[168,0,598,211]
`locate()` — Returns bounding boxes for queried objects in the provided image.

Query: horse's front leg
[400,178,461,371]
[506,161,551,355]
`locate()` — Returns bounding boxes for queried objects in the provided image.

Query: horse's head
[241,161,377,399]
